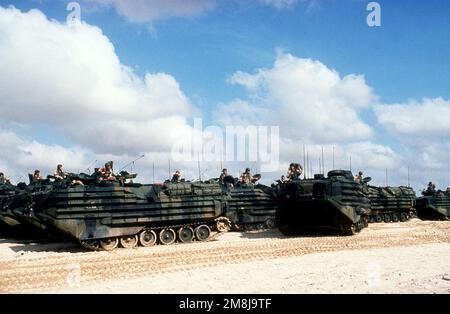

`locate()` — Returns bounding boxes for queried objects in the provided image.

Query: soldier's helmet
[359,171,363,176]
[245,168,250,173]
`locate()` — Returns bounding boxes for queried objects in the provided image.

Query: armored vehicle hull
[415,192,450,220]
[25,180,231,250]
[225,184,277,231]
[365,186,416,223]
[276,170,371,235]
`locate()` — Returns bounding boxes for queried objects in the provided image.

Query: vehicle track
[0,220,449,293]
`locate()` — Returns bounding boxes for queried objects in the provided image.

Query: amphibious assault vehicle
[415,188,450,220]
[276,170,371,235]
[362,183,416,223]
[14,172,231,251]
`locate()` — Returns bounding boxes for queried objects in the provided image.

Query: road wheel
[375,214,383,223]
[265,218,276,229]
[341,224,358,236]
[159,229,176,245]
[392,213,400,222]
[120,235,138,249]
[195,225,211,241]
[400,212,408,222]
[139,230,157,247]
[384,214,392,223]
[177,227,194,243]
[100,238,119,251]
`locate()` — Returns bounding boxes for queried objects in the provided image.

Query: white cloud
[216,53,411,187]
[374,97,450,190]
[213,99,270,126]
[345,141,400,172]
[219,52,448,192]
[0,6,196,154]
[375,97,450,136]
[0,129,90,182]
[0,6,218,182]
[418,142,450,170]
[228,52,376,143]
[84,0,216,23]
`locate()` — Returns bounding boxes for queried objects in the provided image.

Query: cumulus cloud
[375,98,450,136]
[0,129,90,182]
[0,6,196,154]
[218,52,444,191]
[213,99,270,126]
[0,7,236,184]
[374,97,450,189]
[228,52,376,143]
[215,53,406,187]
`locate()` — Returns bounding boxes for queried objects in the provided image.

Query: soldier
[33,170,43,181]
[295,163,303,178]
[54,164,67,180]
[98,163,116,181]
[287,163,295,180]
[280,175,286,183]
[427,181,436,192]
[171,170,182,183]
[240,168,253,184]
[0,172,10,184]
[56,164,84,186]
[220,169,235,186]
[287,163,302,180]
[354,171,363,184]
[219,168,228,183]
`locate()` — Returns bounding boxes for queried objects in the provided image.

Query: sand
[0,219,449,294]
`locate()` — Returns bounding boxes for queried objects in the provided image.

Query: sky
[0,0,449,194]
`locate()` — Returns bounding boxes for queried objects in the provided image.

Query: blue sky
[0,0,449,190]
